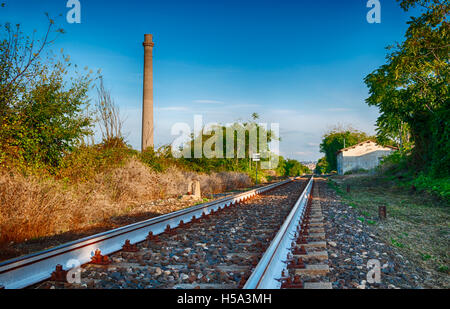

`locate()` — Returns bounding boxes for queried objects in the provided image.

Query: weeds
[438,265,449,273]
[421,253,432,261]
[0,153,252,244]
[391,237,405,248]
[329,174,450,288]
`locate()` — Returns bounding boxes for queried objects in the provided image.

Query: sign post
[253,153,261,185]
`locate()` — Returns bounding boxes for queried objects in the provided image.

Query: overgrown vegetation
[0,14,95,172]
[318,0,449,200]
[364,0,449,186]
[0,158,253,246]
[329,175,449,288]
[380,152,450,201]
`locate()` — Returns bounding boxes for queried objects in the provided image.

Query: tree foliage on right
[364,0,449,177]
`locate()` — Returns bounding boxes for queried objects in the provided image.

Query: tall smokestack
[142,34,155,151]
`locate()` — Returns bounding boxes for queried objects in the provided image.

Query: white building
[337,141,397,175]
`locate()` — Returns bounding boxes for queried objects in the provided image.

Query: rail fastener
[122,240,139,253]
[90,250,111,265]
[50,265,68,283]
[296,237,308,245]
[292,246,307,256]
[164,224,177,236]
[287,258,306,270]
[146,231,161,243]
[281,276,303,289]
[299,229,310,236]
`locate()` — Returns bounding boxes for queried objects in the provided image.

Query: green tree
[178,115,278,173]
[0,11,95,170]
[315,157,329,175]
[283,159,310,177]
[364,0,449,177]
[275,155,287,176]
[319,126,373,173]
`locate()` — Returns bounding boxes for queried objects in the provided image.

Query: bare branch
[95,77,124,144]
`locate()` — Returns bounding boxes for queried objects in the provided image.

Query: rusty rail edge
[243,177,314,289]
[0,179,295,289]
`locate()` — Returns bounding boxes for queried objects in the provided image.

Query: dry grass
[0,158,252,244]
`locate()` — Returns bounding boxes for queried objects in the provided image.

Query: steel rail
[243,176,314,289]
[0,178,293,289]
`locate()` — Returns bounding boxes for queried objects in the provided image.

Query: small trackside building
[337,141,397,175]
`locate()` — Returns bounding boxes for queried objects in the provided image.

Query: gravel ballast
[37,179,308,289]
[320,179,436,289]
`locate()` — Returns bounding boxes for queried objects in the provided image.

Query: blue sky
[1,0,416,161]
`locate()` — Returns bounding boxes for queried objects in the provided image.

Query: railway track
[245,178,332,289]
[0,176,332,290]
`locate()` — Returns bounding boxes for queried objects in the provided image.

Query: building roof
[336,140,398,155]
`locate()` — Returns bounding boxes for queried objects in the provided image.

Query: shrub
[0,21,94,172]
[57,140,136,183]
[0,158,253,244]
[411,173,450,201]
